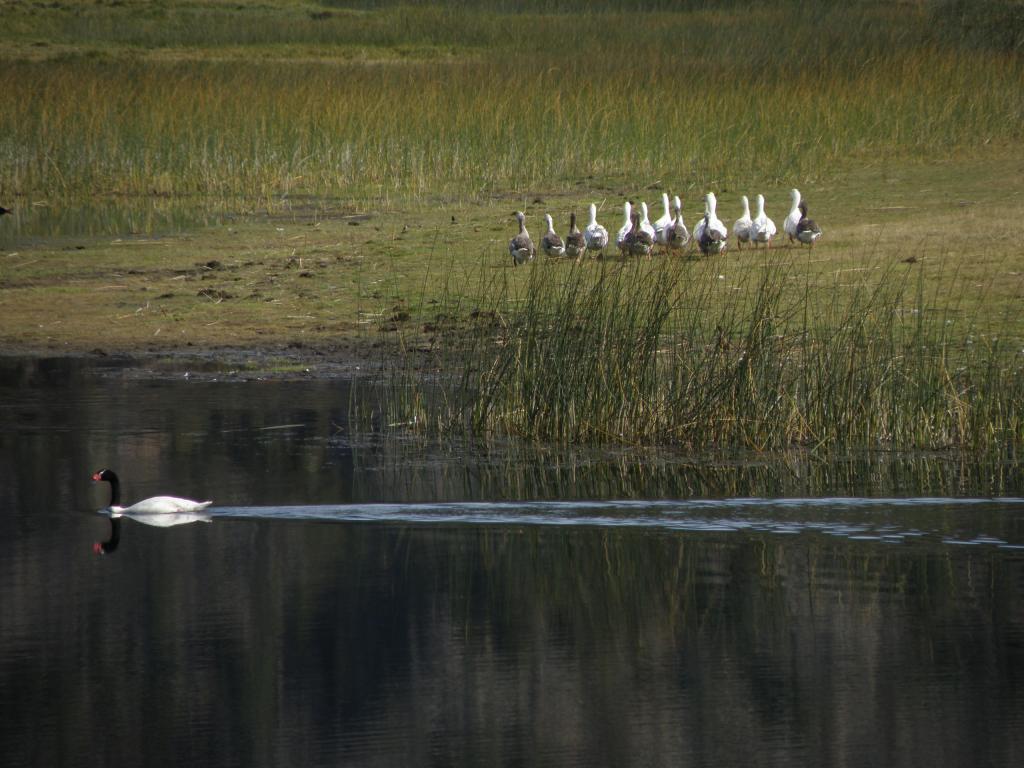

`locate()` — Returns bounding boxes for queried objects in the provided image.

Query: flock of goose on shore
[509,188,822,265]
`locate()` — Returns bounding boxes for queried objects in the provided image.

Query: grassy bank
[1,1,1023,456]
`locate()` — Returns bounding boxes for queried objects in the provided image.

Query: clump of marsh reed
[373,252,1023,456]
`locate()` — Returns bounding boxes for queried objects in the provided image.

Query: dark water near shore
[2,357,1023,768]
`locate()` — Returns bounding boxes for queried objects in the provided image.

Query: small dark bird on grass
[0,206,12,216]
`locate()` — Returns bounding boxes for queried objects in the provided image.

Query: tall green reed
[379,251,1023,455]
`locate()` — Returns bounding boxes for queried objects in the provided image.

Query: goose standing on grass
[623,210,655,258]
[541,214,566,257]
[750,194,777,248]
[694,193,728,256]
[584,203,609,256]
[509,211,535,266]
[565,212,587,260]
[653,192,673,247]
[616,200,633,252]
[796,201,823,247]
[733,195,753,249]
[664,196,690,253]
[639,201,657,242]
[92,468,212,516]
[784,188,802,243]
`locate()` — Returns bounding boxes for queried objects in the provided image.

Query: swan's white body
[584,204,609,253]
[784,188,802,241]
[109,497,213,517]
[733,195,753,247]
[616,201,633,249]
[654,193,673,245]
[750,194,777,247]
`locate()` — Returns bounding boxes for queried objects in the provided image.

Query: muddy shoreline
[0,339,393,381]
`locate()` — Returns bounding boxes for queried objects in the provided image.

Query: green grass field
[1,0,1023,451]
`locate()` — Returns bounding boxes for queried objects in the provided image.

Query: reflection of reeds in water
[348,429,1024,502]
[366,253,1024,456]
[1,3,1021,199]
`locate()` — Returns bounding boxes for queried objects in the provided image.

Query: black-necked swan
[796,201,823,246]
[565,212,587,260]
[509,211,536,266]
[733,195,753,249]
[750,194,778,248]
[92,468,213,516]
[584,203,609,255]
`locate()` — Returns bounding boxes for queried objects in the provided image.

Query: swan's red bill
[92,542,104,555]
[91,471,102,482]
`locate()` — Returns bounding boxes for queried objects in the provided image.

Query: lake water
[2,356,1023,767]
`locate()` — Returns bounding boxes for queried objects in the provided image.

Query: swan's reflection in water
[93,510,212,554]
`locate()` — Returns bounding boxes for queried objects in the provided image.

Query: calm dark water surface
[1,357,1023,767]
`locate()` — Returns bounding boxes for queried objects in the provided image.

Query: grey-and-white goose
[565,212,587,260]
[541,213,566,257]
[664,196,690,253]
[795,201,822,247]
[623,210,655,258]
[694,193,728,256]
[509,211,536,266]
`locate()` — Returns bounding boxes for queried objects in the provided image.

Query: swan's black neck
[96,470,121,507]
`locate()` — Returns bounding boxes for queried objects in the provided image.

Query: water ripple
[208,497,1024,548]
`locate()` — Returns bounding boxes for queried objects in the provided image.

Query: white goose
[584,203,609,255]
[733,195,753,250]
[750,194,777,248]
[653,192,673,246]
[784,188,802,243]
[616,200,633,251]
[694,193,728,256]
[92,469,212,516]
